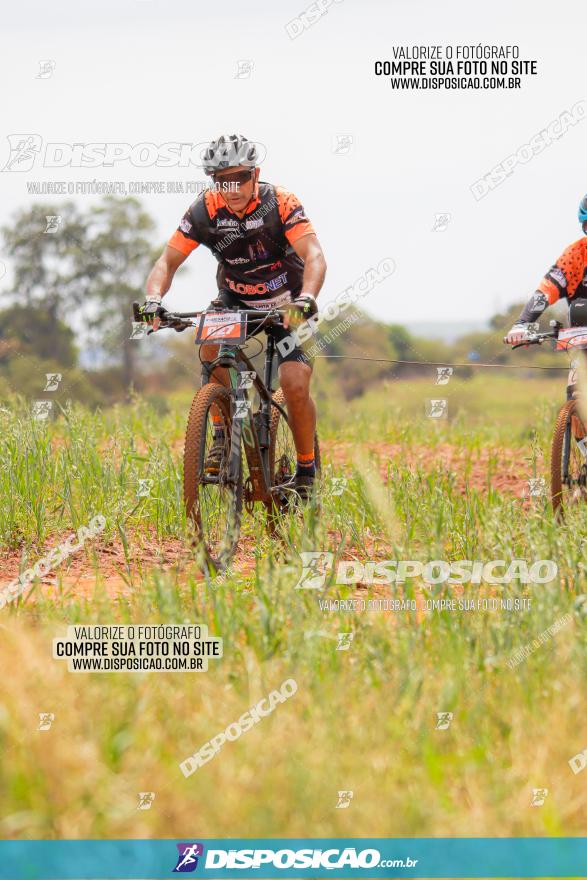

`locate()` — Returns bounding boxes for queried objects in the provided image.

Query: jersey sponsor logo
[265,271,288,291]
[549,267,567,287]
[225,256,250,265]
[244,217,263,229]
[179,218,192,233]
[248,239,270,261]
[217,218,239,228]
[247,290,292,310]
[244,260,283,274]
[286,207,307,224]
[226,277,268,295]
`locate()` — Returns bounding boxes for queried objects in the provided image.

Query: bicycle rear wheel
[551,398,587,517]
[184,383,242,569]
[264,388,321,530]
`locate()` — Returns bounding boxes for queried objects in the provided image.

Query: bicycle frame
[200,329,289,504]
[132,300,294,505]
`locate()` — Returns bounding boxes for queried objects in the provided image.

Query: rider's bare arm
[146,246,188,299]
[292,233,327,298]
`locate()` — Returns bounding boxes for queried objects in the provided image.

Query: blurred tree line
[0,197,162,403]
[0,196,563,407]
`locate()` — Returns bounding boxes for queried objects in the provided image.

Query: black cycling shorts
[207,289,313,369]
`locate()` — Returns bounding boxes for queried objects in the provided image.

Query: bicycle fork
[202,345,269,498]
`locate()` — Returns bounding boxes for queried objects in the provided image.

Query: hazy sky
[1,0,585,325]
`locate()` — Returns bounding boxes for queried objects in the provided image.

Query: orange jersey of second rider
[537,238,587,304]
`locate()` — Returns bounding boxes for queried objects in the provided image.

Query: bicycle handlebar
[132,300,290,333]
[509,331,557,350]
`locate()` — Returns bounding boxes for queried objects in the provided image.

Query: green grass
[1,372,587,841]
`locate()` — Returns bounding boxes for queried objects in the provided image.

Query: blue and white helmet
[202,134,258,176]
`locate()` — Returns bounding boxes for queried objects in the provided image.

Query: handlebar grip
[132,301,142,322]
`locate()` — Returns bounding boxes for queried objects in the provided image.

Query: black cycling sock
[296,456,315,478]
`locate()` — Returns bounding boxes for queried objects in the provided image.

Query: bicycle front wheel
[551,398,587,517]
[184,383,242,570]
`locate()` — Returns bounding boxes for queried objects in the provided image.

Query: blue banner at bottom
[0,838,586,879]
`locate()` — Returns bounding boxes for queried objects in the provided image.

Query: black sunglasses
[211,169,255,187]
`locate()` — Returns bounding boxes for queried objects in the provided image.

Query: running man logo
[432,212,451,232]
[234,400,251,420]
[294,551,334,589]
[336,790,354,809]
[137,479,153,499]
[527,478,546,497]
[129,322,149,340]
[2,134,42,171]
[333,134,354,155]
[36,60,56,79]
[173,843,204,873]
[435,712,453,730]
[137,792,155,810]
[330,477,347,496]
[235,60,254,79]
[336,632,354,651]
[32,400,53,421]
[44,373,62,392]
[237,371,256,390]
[531,788,548,806]
[435,367,453,386]
[426,399,448,419]
[44,215,62,234]
[38,713,55,731]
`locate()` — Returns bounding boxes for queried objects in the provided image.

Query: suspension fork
[218,346,245,486]
[200,347,243,486]
[258,332,276,452]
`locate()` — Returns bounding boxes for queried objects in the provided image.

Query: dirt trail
[324,440,544,499]
[2,533,259,602]
[2,442,544,599]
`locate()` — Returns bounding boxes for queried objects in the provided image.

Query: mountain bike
[133,301,321,569]
[509,322,587,517]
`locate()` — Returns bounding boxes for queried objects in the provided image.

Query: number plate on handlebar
[556,328,587,350]
[195,311,247,345]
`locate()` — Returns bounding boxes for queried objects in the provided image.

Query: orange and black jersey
[537,238,587,304]
[168,182,315,306]
[519,237,587,324]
